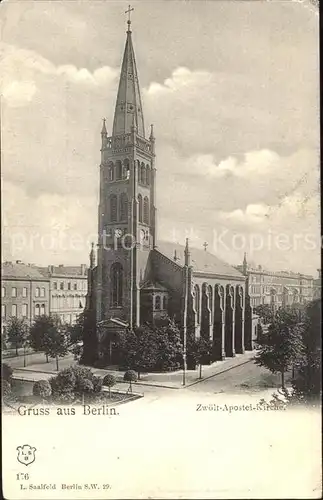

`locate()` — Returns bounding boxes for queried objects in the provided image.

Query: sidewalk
[12,351,255,389]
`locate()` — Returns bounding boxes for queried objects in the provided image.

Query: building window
[60,282,64,290]
[22,304,28,317]
[140,163,146,184]
[138,194,143,223]
[12,287,17,298]
[110,194,118,222]
[11,304,17,317]
[53,282,58,290]
[74,283,77,290]
[143,196,149,225]
[123,159,130,180]
[2,287,6,298]
[119,193,128,222]
[67,282,71,291]
[146,165,150,186]
[115,160,122,180]
[35,304,40,316]
[111,262,123,307]
[22,287,28,298]
[193,285,200,324]
[40,304,45,315]
[40,287,45,297]
[108,162,114,181]
[1,304,6,318]
[35,287,40,297]
[155,295,161,310]
[162,296,167,310]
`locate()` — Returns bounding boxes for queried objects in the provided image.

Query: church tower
[96,12,156,329]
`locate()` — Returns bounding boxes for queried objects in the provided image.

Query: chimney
[58,264,64,268]
[48,265,54,274]
[16,260,22,264]
[81,264,87,275]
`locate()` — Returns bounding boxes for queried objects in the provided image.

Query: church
[85,14,255,364]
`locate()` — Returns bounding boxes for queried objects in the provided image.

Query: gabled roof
[2,262,48,280]
[154,241,244,279]
[98,318,128,328]
[140,280,168,292]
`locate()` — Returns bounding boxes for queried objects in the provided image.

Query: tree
[124,370,137,392]
[65,312,85,346]
[79,309,98,366]
[33,380,52,403]
[292,299,321,401]
[29,315,55,362]
[187,336,213,379]
[118,327,158,379]
[2,363,13,382]
[254,308,303,388]
[102,374,116,399]
[153,321,183,372]
[6,317,29,356]
[254,304,275,325]
[42,317,69,371]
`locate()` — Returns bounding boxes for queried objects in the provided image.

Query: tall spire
[112,7,145,137]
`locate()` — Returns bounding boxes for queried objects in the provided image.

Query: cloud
[0,43,118,107]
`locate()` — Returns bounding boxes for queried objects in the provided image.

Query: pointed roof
[112,24,145,137]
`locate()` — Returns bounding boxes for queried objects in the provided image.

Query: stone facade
[85,21,258,364]
[36,265,88,324]
[236,254,314,310]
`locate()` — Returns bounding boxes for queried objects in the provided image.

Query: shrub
[33,380,52,400]
[2,380,12,401]
[103,374,116,398]
[49,365,102,403]
[2,363,13,382]
[124,370,137,392]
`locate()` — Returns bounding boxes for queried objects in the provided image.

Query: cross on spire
[203,242,208,252]
[125,5,134,31]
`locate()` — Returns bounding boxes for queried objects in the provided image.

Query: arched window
[146,165,150,186]
[140,163,146,184]
[35,287,40,298]
[108,162,114,181]
[208,285,213,314]
[35,304,40,316]
[40,304,45,315]
[123,159,130,180]
[110,194,118,222]
[155,295,161,310]
[111,263,123,307]
[137,160,141,182]
[143,196,149,225]
[162,296,167,310]
[120,193,128,222]
[138,194,143,222]
[116,160,122,180]
[12,287,17,297]
[194,284,200,324]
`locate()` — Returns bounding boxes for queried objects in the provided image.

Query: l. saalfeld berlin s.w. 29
[20,483,111,491]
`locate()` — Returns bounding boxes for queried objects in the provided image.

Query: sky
[0,0,320,275]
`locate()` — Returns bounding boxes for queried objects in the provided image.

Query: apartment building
[1,261,50,333]
[36,265,88,324]
[236,255,314,310]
